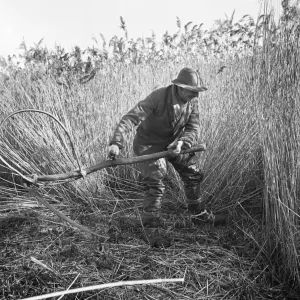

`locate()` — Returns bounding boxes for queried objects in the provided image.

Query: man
[108,67,225,246]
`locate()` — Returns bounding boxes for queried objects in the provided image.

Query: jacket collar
[172,84,187,107]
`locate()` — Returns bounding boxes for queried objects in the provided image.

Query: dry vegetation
[1,3,300,299]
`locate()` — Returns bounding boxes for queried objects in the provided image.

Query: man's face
[178,87,199,104]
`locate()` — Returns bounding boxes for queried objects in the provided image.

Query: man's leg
[139,157,167,227]
[137,158,172,247]
[168,153,205,211]
[169,153,226,225]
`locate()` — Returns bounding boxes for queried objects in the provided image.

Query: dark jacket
[110,84,200,155]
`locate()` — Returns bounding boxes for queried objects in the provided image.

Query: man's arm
[178,100,200,148]
[109,91,158,149]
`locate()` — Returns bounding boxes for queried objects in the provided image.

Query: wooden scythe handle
[26,144,206,183]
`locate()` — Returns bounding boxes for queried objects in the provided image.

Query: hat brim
[172,80,208,92]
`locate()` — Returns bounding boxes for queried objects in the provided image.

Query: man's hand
[167,140,183,157]
[108,144,120,159]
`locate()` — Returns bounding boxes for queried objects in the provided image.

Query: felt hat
[172,67,207,92]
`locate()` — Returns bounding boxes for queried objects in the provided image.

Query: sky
[0,0,282,58]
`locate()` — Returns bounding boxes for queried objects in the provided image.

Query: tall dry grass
[253,18,300,283]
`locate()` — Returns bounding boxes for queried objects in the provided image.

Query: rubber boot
[188,202,227,226]
[184,182,227,226]
[141,211,171,248]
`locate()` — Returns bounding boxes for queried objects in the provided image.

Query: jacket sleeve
[110,91,158,149]
[179,99,200,148]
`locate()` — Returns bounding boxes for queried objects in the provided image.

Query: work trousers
[134,145,204,213]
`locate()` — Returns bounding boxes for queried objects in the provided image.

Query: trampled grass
[0,201,291,299]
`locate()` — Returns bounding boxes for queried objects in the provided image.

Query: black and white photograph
[0,0,299,299]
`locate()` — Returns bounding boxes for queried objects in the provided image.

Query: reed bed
[1,11,300,299]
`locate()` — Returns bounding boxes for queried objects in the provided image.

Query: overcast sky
[0,0,282,57]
